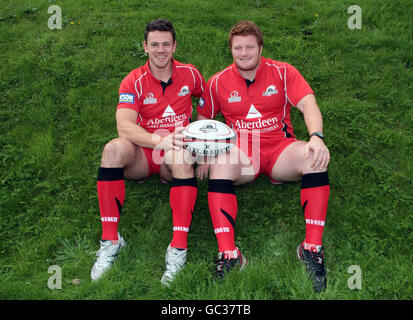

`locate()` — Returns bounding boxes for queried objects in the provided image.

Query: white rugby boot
[160,244,187,286]
[91,233,126,281]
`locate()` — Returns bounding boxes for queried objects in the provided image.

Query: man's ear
[143,41,148,54]
[173,40,177,53]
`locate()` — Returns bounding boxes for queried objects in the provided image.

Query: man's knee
[164,149,195,177]
[208,147,250,180]
[101,138,134,166]
[209,156,237,180]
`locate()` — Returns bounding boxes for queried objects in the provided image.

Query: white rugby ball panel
[184,141,234,156]
[183,120,236,156]
[182,120,235,140]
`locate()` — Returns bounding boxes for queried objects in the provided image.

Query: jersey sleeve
[189,65,206,98]
[117,73,141,113]
[197,76,221,119]
[285,64,315,106]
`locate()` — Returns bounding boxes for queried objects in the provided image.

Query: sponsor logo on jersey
[228,91,241,103]
[161,105,176,117]
[262,85,278,96]
[234,105,279,132]
[119,93,135,104]
[178,85,190,96]
[143,92,157,105]
[146,105,187,127]
[146,114,187,126]
[235,117,279,130]
[246,104,262,119]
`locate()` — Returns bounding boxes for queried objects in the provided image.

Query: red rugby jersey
[197,57,314,142]
[117,58,205,135]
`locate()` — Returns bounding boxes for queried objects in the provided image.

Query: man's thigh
[101,138,150,180]
[270,140,308,182]
[123,145,151,181]
[126,146,175,183]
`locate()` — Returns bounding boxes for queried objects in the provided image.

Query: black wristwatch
[310,131,324,140]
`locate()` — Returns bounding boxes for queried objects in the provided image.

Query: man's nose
[240,47,249,56]
[157,44,167,51]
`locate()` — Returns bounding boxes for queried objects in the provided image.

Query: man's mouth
[155,55,167,61]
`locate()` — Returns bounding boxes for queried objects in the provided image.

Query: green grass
[0,0,412,300]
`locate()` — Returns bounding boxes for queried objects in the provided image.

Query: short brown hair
[145,19,176,43]
[228,20,263,47]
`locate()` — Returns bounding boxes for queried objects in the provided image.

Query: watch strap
[310,131,324,140]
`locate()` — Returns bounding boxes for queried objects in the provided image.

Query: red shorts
[237,136,298,180]
[141,147,165,176]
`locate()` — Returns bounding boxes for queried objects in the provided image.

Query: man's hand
[304,136,330,171]
[156,127,186,151]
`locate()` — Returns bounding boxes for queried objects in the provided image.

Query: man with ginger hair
[197,20,330,292]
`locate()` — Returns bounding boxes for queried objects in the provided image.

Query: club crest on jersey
[262,85,278,96]
[228,91,241,103]
[178,85,190,96]
[143,92,157,105]
[119,93,135,104]
[198,97,205,108]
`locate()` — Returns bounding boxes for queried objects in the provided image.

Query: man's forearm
[297,94,324,136]
[303,104,324,136]
[117,122,163,149]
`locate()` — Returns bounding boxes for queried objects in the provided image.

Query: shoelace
[305,250,325,275]
[215,255,236,275]
[95,242,120,265]
[166,249,186,273]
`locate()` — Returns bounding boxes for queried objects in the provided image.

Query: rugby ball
[183,120,236,156]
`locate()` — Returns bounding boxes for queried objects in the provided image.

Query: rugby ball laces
[182,120,236,156]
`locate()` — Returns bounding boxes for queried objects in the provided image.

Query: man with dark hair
[91,19,205,286]
[145,19,176,42]
[197,20,330,292]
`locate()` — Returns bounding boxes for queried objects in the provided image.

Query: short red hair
[228,20,263,47]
